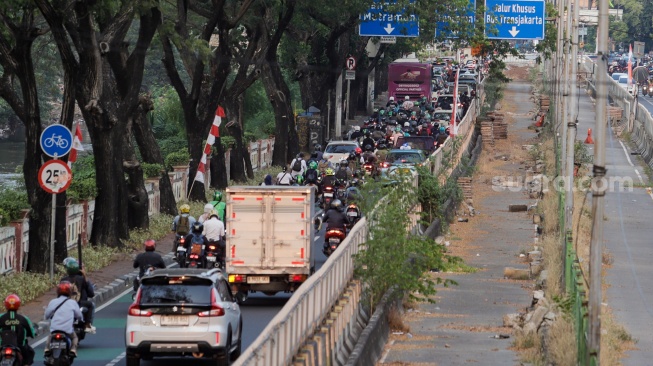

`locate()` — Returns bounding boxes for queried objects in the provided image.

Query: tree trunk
[226,120,247,182]
[210,140,228,189]
[243,145,254,179]
[55,193,69,262]
[132,95,178,215]
[123,116,149,229]
[184,109,206,201]
[261,62,295,166]
[85,111,130,247]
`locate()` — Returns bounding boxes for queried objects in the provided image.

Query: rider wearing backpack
[172,204,196,251]
[290,153,307,180]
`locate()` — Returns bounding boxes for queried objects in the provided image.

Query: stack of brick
[478,117,494,146]
[488,112,507,139]
[458,177,473,200]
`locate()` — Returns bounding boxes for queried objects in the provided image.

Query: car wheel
[126,355,140,366]
[230,320,243,361]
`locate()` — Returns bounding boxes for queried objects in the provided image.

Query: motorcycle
[205,240,224,269]
[323,227,347,257]
[321,185,336,209]
[44,331,73,366]
[643,85,648,96]
[345,204,362,227]
[74,307,88,342]
[649,84,653,97]
[186,241,204,268]
[0,330,23,366]
[175,236,187,268]
[133,266,156,292]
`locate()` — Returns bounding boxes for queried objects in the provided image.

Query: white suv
[323,141,359,165]
[125,268,242,366]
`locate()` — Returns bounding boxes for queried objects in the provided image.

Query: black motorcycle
[205,240,224,269]
[44,332,73,366]
[0,330,23,366]
[174,236,187,268]
[186,241,205,268]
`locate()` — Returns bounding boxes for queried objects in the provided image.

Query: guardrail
[235,80,484,366]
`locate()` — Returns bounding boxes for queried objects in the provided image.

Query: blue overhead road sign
[436,0,476,38]
[484,0,545,40]
[40,124,73,158]
[359,1,419,37]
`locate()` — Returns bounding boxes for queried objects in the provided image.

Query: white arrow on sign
[384,23,395,34]
[508,26,520,37]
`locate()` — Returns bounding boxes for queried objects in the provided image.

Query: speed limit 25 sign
[38,159,72,194]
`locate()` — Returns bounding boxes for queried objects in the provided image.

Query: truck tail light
[229,274,246,283]
[289,274,307,282]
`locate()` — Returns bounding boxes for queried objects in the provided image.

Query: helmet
[314,144,322,152]
[282,166,288,172]
[389,96,395,101]
[405,95,410,100]
[404,122,410,127]
[204,203,214,214]
[309,161,318,170]
[4,294,21,311]
[64,258,80,275]
[180,204,190,214]
[355,147,362,155]
[325,168,335,176]
[373,108,379,113]
[351,178,360,187]
[213,191,223,202]
[379,109,385,115]
[340,159,348,167]
[209,210,219,219]
[423,123,429,128]
[415,101,420,106]
[57,281,73,297]
[331,199,343,210]
[348,152,356,161]
[144,239,156,251]
[296,175,305,184]
[192,221,203,233]
[354,126,361,131]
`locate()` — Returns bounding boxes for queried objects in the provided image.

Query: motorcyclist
[318,200,350,252]
[320,168,338,189]
[361,133,376,153]
[335,159,352,184]
[208,191,226,222]
[0,294,36,366]
[184,222,208,267]
[313,144,323,161]
[304,161,320,186]
[60,258,96,334]
[133,240,166,291]
[44,281,83,359]
[347,152,360,173]
[203,210,226,265]
[198,203,214,224]
[350,126,363,141]
[276,166,294,185]
[171,204,196,252]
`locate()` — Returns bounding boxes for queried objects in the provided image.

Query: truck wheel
[235,291,248,304]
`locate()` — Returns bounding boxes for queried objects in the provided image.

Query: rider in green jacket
[209,191,226,222]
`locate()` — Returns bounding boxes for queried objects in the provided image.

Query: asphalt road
[30,224,329,366]
[576,83,653,365]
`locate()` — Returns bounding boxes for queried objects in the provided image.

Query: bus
[387,60,431,101]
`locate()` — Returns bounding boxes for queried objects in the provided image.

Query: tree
[159,0,261,198]
[0,2,72,272]
[35,0,162,246]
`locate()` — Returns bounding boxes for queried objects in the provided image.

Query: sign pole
[346,79,351,121]
[50,192,56,280]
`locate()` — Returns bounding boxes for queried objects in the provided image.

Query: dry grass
[512,329,545,365]
[546,315,577,366]
[600,306,636,366]
[388,305,410,333]
[572,189,592,275]
[541,233,562,297]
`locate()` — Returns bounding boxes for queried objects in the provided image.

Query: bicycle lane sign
[38,160,72,194]
[40,124,73,158]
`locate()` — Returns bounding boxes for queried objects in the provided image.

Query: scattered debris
[508,204,528,212]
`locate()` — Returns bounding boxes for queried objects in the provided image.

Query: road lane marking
[618,140,644,184]
[105,351,126,366]
[314,236,321,242]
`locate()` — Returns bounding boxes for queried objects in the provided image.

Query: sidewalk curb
[36,253,177,334]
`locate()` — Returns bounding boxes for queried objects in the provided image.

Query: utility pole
[565,0,580,259]
[335,72,343,139]
[588,0,609,362]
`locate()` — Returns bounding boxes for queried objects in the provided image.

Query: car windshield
[394,137,435,151]
[432,112,452,121]
[325,144,357,154]
[386,152,424,164]
[140,278,212,304]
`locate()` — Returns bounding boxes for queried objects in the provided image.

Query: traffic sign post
[359,1,419,37]
[436,0,476,38]
[38,159,73,279]
[40,124,73,158]
[484,0,545,40]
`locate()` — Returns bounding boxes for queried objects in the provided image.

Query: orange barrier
[585,128,594,144]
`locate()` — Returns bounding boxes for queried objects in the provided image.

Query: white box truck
[225,186,316,301]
